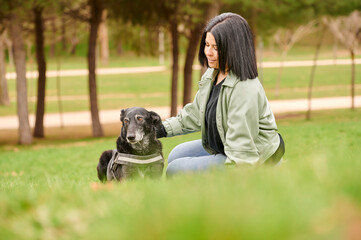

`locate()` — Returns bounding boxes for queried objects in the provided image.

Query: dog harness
[107,150,164,181]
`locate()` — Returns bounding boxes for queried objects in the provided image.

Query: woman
[157,12,285,176]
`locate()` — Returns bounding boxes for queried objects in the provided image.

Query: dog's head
[120,107,162,145]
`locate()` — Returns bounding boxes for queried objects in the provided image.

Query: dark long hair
[198,13,258,81]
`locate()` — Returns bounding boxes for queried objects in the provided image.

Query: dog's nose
[127,135,136,141]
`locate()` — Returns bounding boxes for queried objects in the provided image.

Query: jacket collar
[204,68,239,88]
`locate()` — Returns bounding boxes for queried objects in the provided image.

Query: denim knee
[166,157,194,177]
[167,139,206,164]
[165,161,178,177]
[167,146,180,165]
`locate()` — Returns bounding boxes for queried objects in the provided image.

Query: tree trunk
[183,25,202,106]
[350,50,355,110]
[117,41,123,56]
[158,27,165,65]
[275,49,287,98]
[0,36,10,106]
[99,9,109,66]
[70,20,78,55]
[306,26,325,120]
[249,6,258,48]
[333,36,338,65]
[5,38,14,66]
[50,18,56,58]
[56,52,64,128]
[149,27,158,56]
[62,15,67,51]
[139,27,145,56]
[33,7,47,138]
[87,0,103,137]
[70,40,78,55]
[9,13,32,145]
[182,2,220,106]
[257,37,264,84]
[199,1,220,79]
[170,17,179,117]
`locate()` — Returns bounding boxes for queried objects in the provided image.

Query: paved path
[5,66,168,79]
[1,96,360,130]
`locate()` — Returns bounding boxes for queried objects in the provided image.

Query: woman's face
[204,32,219,69]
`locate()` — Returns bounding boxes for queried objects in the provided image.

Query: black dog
[97,107,164,182]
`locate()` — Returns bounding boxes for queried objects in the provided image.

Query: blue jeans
[166,139,227,176]
[166,135,285,176]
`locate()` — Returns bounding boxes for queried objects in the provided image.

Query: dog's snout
[127,135,136,141]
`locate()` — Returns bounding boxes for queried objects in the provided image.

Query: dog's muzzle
[126,131,144,144]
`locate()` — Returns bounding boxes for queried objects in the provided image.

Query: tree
[32,0,64,138]
[108,0,221,115]
[87,0,104,136]
[107,0,183,116]
[33,5,47,138]
[9,11,33,144]
[62,0,104,137]
[182,0,221,106]
[299,1,361,118]
[0,1,33,145]
[223,0,316,46]
[168,2,180,116]
[0,29,10,106]
[306,18,327,120]
[272,22,315,97]
[328,11,361,110]
[98,9,109,66]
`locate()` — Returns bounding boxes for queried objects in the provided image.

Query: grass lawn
[0,109,360,239]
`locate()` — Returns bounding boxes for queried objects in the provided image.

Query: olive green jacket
[163,68,280,165]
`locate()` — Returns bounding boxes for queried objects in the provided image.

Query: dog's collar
[114,152,164,165]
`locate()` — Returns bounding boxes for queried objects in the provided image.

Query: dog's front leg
[97,150,113,182]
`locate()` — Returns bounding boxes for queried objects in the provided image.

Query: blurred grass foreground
[1,2,361,239]
[0,108,361,240]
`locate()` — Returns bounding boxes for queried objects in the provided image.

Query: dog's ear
[149,111,161,126]
[120,108,128,122]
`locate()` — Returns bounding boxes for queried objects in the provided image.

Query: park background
[0,0,361,239]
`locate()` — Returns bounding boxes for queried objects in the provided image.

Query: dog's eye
[123,119,129,124]
[137,116,143,121]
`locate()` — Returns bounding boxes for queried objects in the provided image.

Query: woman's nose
[205,47,212,56]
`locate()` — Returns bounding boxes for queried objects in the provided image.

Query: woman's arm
[162,91,202,137]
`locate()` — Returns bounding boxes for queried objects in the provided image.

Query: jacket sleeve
[224,81,261,165]
[162,91,202,137]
